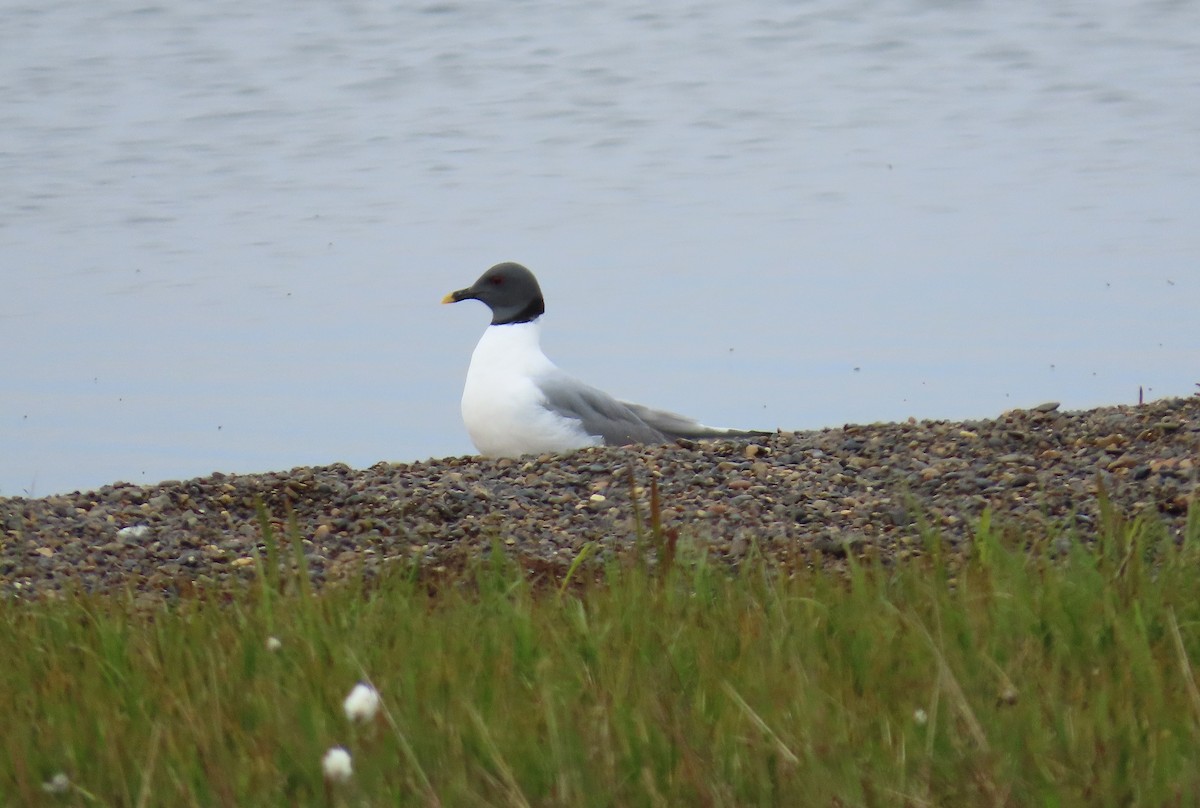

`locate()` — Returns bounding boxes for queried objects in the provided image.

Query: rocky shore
[3,397,1197,600]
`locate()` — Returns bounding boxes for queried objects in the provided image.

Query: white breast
[459,321,599,457]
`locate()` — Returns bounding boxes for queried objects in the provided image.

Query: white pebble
[116,525,150,539]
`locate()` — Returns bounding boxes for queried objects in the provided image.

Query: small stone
[1107,455,1138,471]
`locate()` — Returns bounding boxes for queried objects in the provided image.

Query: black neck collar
[492,295,545,325]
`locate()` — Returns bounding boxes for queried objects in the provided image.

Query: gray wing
[619,401,772,440]
[537,374,670,446]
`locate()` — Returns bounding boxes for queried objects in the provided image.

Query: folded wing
[538,372,769,446]
[620,401,771,440]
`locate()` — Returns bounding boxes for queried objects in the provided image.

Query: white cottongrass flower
[322,747,353,783]
[265,636,282,652]
[913,708,928,726]
[343,682,381,722]
[41,772,71,794]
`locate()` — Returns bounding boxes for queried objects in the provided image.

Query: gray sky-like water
[2,0,1197,496]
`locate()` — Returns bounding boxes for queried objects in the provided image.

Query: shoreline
[2,397,1197,599]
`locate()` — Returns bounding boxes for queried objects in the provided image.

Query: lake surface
[2,0,1197,496]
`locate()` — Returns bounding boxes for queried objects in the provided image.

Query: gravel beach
[3,397,1197,600]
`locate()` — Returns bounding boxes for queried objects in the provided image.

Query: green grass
[4,498,1200,806]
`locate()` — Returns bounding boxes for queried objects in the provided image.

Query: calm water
[2,0,1197,496]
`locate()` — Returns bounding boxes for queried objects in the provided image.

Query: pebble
[1,397,1198,600]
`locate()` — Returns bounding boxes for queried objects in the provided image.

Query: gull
[442,262,768,457]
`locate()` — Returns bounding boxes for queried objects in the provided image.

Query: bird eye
[489,276,503,285]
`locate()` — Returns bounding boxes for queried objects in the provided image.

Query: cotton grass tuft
[343,682,381,722]
[321,747,352,783]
